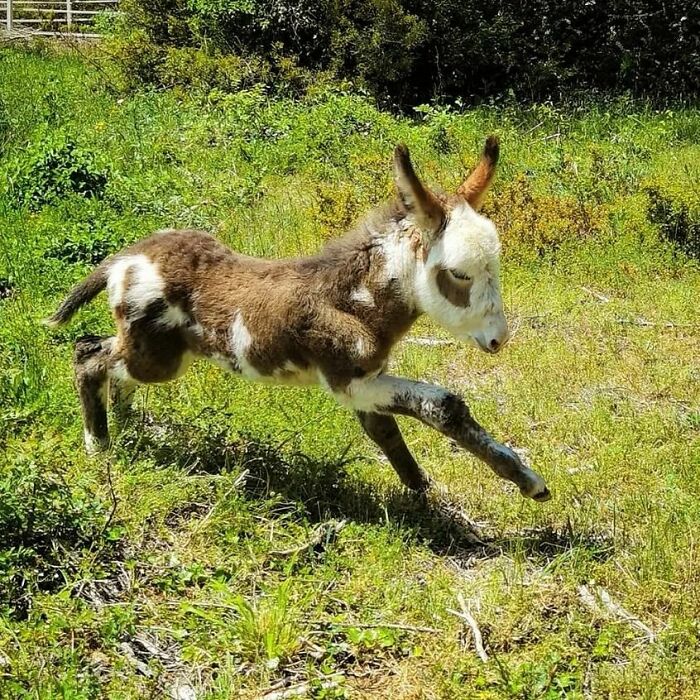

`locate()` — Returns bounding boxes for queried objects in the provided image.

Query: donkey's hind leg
[73,335,115,454]
[109,366,138,428]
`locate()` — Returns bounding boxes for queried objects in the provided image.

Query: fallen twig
[258,679,340,700]
[311,620,441,634]
[447,593,489,662]
[615,317,696,329]
[405,336,457,347]
[577,584,655,642]
[581,286,610,303]
[269,519,346,557]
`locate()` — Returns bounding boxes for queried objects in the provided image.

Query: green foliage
[647,188,700,259]
[0,440,110,619]
[0,47,699,698]
[9,136,108,211]
[109,0,698,106]
[229,581,305,664]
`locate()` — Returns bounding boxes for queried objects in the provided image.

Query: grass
[0,44,699,698]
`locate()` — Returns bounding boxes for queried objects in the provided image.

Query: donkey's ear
[457,135,499,211]
[393,145,445,241]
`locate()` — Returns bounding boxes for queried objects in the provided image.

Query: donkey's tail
[43,259,112,328]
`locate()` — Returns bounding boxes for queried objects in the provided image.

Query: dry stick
[258,680,339,700]
[310,621,441,635]
[93,454,118,550]
[615,317,697,329]
[405,336,458,347]
[447,593,489,662]
[269,519,347,557]
[581,286,611,303]
[577,585,655,643]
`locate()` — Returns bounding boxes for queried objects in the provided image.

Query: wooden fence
[1,0,118,38]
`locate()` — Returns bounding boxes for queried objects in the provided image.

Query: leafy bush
[484,175,607,254]
[0,443,112,618]
[11,137,108,211]
[109,0,698,107]
[45,218,128,266]
[647,189,700,259]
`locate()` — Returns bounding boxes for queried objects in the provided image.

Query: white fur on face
[415,204,508,350]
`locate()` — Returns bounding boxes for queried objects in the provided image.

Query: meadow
[0,44,699,698]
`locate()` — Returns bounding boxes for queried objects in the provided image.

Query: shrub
[647,189,700,259]
[0,444,112,619]
[109,0,698,107]
[10,137,108,211]
[45,220,128,266]
[484,175,607,255]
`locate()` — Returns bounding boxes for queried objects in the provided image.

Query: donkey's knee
[74,335,112,454]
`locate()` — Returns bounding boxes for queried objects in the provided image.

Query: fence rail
[1,0,118,38]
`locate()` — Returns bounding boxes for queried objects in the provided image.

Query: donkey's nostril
[489,338,500,352]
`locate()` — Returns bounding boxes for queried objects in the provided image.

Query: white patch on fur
[379,220,417,298]
[109,359,132,383]
[106,254,188,328]
[330,374,447,413]
[350,285,375,307]
[158,303,189,328]
[354,336,369,359]
[84,430,108,455]
[107,255,162,315]
[229,312,260,379]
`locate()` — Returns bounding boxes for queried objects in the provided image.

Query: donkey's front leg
[342,375,550,501]
[356,411,432,492]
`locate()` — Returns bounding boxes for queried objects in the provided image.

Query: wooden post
[66,0,72,28]
[6,0,13,33]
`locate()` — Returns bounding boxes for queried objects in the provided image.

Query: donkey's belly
[204,353,319,386]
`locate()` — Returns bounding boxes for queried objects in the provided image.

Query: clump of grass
[0,436,119,619]
[485,174,607,254]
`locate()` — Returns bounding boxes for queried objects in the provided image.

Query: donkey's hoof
[531,487,552,502]
[84,431,109,456]
[519,472,551,502]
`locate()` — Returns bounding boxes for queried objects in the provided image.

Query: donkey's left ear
[457,135,499,211]
[393,145,446,242]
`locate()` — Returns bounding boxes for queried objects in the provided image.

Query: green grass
[0,44,699,699]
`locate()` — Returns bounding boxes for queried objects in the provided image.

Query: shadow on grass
[118,414,614,564]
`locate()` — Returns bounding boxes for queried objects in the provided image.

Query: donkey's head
[393,137,507,353]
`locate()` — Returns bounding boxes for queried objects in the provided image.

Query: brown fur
[457,136,500,211]
[88,213,419,393]
[435,268,472,307]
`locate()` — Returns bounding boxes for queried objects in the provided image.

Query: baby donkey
[46,137,551,502]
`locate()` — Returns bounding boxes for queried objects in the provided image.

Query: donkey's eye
[449,269,472,282]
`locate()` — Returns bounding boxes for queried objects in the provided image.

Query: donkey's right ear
[393,145,446,241]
